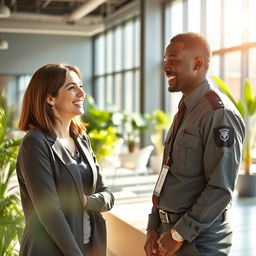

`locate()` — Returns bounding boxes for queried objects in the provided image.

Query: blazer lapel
[51,137,84,204]
[75,136,98,193]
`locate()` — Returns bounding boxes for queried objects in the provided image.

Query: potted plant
[212,76,256,197]
[0,96,24,255]
[144,109,171,173]
[121,112,149,153]
[81,95,120,163]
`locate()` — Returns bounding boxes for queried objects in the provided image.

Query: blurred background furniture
[118,145,154,175]
[111,145,154,186]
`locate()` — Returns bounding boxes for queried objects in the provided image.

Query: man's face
[162,42,198,95]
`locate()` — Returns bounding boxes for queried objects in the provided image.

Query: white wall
[0,33,93,89]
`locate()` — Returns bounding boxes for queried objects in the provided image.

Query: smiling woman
[16,63,114,256]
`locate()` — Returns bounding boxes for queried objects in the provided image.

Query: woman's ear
[47,95,55,106]
[194,57,204,70]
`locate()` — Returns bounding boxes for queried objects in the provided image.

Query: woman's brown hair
[18,63,87,137]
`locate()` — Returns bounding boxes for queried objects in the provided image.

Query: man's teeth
[167,75,176,80]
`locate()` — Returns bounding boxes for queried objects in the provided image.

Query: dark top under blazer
[16,129,114,256]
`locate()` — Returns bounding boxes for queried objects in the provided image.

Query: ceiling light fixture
[0,0,10,18]
[0,36,8,50]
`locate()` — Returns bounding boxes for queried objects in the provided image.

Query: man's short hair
[171,32,211,66]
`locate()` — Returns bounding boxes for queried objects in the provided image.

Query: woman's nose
[78,87,85,98]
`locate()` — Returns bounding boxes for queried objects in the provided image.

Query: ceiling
[0,0,137,36]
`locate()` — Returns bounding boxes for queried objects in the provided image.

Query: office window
[248,0,256,42]
[17,75,31,106]
[164,2,172,46]
[171,1,183,37]
[134,18,140,67]
[95,77,105,110]
[106,75,113,107]
[93,17,140,112]
[224,51,241,99]
[249,48,256,94]
[106,31,113,74]
[209,55,220,77]
[134,70,140,112]
[114,73,122,110]
[94,35,105,76]
[114,26,122,72]
[0,74,31,122]
[124,71,133,112]
[206,0,221,50]
[188,0,200,33]
[124,21,134,69]
[224,0,242,47]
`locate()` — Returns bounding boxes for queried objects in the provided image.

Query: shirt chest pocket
[173,132,201,175]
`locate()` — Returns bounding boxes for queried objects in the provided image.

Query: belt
[159,209,184,224]
[159,209,228,224]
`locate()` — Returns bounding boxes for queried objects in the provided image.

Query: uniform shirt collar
[183,79,212,112]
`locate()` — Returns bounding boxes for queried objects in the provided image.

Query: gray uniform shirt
[147,80,245,243]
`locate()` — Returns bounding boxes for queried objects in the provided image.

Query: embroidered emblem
[214,126,234,147]
[219,128,229,142]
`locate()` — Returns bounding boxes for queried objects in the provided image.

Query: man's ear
[194,57,204,70]
[47,95,55,106]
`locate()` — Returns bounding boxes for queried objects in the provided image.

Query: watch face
[172,231,179,240]
[172,230,183,242]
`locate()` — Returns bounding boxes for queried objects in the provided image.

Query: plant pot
[236,173,256,197]
[128,145,137,153]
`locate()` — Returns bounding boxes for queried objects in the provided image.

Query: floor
[103,167,256,256]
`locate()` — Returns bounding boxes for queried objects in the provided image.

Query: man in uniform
[144,32,245,256]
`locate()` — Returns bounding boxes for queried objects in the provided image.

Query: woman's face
[48,70,85,121]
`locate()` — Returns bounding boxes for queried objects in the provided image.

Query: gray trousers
[159,213,232,256]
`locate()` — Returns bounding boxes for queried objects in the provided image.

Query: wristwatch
[171,229,184,243]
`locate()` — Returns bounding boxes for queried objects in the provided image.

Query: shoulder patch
[214,126,234,147]
[205,91,224,110]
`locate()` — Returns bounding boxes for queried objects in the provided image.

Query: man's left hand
[157,231,183,256]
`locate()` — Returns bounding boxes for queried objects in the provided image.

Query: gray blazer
[16,129,114,256]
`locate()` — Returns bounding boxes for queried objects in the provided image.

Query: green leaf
[0,96,24,255]
[243,79,253,107]
[212,76,246,118]
[145,109,171,133]
[236,100,246,118]
[250,96,256,114]
[212,76,236,104]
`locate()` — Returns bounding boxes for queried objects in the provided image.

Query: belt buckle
[159,209,169,223]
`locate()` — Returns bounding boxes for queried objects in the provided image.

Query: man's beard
[168,84,179,93]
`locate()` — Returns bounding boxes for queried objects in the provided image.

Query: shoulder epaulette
[205,90,224,110]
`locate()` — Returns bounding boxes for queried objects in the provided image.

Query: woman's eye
[68,86,75,90]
